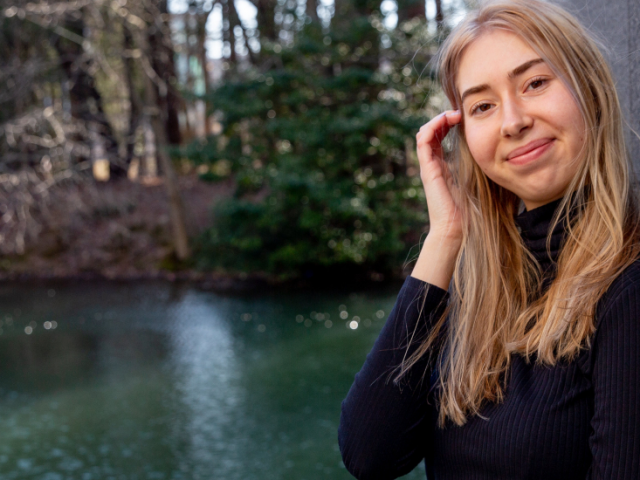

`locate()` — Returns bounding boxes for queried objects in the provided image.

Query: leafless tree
[0,0,191,259]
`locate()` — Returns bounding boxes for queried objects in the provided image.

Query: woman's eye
[471,103,491,115]
[527,77,547,90]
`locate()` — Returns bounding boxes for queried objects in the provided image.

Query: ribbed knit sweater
[339,199,640,479]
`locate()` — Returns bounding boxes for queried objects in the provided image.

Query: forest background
[0,0,464,287]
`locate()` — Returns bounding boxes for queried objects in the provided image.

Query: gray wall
[560,0,640,170]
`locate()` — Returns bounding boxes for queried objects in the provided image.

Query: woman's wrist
[411,233,462,290]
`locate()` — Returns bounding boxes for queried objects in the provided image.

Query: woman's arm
[338,275,448,479]
[586,264,640,479]
[339,111,463,479]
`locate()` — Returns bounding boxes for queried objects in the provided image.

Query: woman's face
[456,29,587,210]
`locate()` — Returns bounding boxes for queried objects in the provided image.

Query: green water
[0,281,425,480]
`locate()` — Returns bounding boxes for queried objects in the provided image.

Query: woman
[338,0,640,478]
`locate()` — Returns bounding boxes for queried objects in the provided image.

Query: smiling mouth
[507,138,555,165]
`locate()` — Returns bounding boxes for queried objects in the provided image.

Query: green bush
[188,17,440,279]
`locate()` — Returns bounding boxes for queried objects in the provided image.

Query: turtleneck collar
[515,198,567,271]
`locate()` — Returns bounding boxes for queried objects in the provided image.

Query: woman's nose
[500,99,532,137]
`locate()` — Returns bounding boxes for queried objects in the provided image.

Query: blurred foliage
[183,14,444,279]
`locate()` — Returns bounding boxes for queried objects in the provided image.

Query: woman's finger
[414,110,463,240]
[416,111,460,178]
[417,110,461,153]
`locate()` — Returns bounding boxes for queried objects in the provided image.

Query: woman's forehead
[456,30,545,99]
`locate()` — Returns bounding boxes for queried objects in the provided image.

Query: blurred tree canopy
[0,0,461,279]
[189,0,454,279]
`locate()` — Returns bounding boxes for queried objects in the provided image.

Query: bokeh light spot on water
[339,311,348,320]
[349,321,358,330]
[324,320,332,329]
[17,458,33,470]
[376,309,385,318]
[295,315,304,323]
[24,326,33,335]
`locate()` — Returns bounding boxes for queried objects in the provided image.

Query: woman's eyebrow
[460,84,489,104]
[508,58,545,78]
[459,58,546,104]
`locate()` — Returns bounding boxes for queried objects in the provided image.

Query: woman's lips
[507,138,555,165]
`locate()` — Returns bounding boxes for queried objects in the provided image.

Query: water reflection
[0,281,424,480]
[168,293,244,478]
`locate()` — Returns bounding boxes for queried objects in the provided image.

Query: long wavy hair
[398,0,640,427]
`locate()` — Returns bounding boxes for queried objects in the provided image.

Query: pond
[0,280,426,480]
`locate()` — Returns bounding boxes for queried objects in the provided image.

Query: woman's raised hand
[416,110,463,243]
[412,110,463,288]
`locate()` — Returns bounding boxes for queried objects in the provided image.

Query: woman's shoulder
[605,258,640,298]
[577,259,640,374]
[595,258,640,324]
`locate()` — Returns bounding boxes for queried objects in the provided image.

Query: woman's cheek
[465,127,493,172]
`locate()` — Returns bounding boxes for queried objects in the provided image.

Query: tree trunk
[222,0,238,63]
[144,100,191,261]
[397,0,425,24]
[255,0,277,43]
[306,0,319,22]
[228,0,252,64]
[148,0,182,145]
[195,10,212,133]
[123,24,142,166]
[52,9,123,176]
[153,111,190,261]
[434,0,444,34]
[140,19,191,261]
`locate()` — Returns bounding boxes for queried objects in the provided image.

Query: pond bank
[0,174,231,285]
[0,175,407,291]
[0,175,405,292]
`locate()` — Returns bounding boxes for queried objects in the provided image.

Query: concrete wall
[561,0,640,170]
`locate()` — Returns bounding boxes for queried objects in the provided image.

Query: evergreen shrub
[187,17,441,280]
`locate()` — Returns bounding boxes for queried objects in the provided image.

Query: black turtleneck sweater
[339,200,640,479]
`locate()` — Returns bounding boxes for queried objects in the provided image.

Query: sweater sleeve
[338,276,449,480]
[587,273,640,479]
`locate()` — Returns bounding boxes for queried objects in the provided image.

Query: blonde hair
[399,0,640,426]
